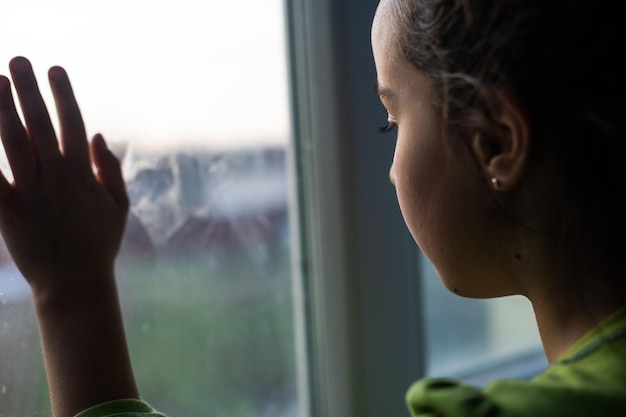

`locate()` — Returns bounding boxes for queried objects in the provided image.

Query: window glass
[0,1,298,416]
[421,257,545,379]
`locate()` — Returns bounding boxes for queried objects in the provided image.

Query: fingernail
[10,57,31,73]
[49,66,66,81]
[94,134,108,150]
[0,76,10,93]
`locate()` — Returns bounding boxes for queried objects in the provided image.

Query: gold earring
[491,177,501,190]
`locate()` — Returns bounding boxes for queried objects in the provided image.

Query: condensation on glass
[0,1,297,416]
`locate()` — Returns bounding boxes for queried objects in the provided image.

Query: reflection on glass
[0,1,298,416]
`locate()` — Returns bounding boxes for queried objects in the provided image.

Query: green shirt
[75,308,626,417]
[75,399,166,417]
[407,307,626,417]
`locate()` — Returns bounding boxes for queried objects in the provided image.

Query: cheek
[395,170,450,260]
[392,133,490,291]
[391,132,446,251]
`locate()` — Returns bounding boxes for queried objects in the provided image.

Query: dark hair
[391,0,626,273]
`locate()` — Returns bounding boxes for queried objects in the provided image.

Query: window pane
[0,1,299,416]
[421,257,545,379]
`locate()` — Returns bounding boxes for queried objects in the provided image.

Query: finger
[49,66,92,174]
[0,75,38,187]
[91,134,129,210]
[0,166,13,204]
[9,57,62,169]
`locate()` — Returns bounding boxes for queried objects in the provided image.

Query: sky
[0,0,290,151]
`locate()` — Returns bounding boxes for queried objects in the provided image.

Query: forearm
[33,268,139,417]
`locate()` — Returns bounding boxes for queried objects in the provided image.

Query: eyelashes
[378,111,398,134]
[377,121,397,134]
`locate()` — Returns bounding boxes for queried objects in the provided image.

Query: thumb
[90,134,129,210]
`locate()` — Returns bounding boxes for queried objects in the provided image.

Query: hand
[0,57,129,294]
[0,57,139,417]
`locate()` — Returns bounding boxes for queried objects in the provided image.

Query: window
[0,1,544,417]
[1,1,298,416]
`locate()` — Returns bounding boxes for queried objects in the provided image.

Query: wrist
[30,266,119,318]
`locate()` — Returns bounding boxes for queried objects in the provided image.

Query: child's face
[371,2,519,297]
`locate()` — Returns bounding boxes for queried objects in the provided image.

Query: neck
[527,268,626,363]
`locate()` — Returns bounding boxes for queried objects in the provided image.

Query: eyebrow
[374,80,396,99]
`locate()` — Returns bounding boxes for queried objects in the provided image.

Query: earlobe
[470,89,531,191]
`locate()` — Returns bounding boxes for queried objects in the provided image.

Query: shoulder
[407,362,626,417]
[407,309,626,417]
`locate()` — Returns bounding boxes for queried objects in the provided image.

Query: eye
[377,112,398,134]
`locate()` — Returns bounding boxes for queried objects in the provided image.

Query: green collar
[558,307,626,365]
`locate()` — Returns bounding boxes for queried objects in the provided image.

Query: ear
[470,89,531,191]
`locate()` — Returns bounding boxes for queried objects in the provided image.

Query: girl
[372,0,626,415]
[1,0,625,416]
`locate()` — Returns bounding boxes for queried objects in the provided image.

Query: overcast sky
[0,0,290,152]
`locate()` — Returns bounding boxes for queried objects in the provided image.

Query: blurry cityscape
[0,145,290,299]
[119,145,289,256]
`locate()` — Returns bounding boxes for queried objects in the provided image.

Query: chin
[435,266,518,299]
